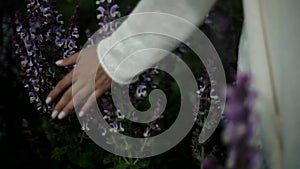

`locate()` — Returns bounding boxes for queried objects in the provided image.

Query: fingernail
[79,111,85,117]
[55,59,63,65]
[51,110,58,119]
[45,97,52,104]
[58,111,66,119]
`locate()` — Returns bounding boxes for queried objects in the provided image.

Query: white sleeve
[97,0,215,84]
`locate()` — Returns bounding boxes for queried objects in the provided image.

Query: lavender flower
[96,0,121,38]
[14,0,79,114]
[223,74,262,169]
[203,154,224,169]
[81,1,165,139]
[192,74,262,169]
[191,62,221,169]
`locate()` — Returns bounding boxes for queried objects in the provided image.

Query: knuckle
[65,103,74,113]
[56,81,65,90]
[55,95,68,110]
[54,102,63,111]
[76,93,84,101]
[65,90,73,99]
[48,89,59,99]
[48,90,54,98]
[64,107,72,114]
[82,104,90,113]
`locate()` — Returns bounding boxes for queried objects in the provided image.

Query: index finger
[55,52,79,67]
[45,69,73,104]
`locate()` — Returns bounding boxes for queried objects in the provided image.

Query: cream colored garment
[97,0,300,168]
[239,0,300,169]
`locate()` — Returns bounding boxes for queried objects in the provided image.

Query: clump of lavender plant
[193,74,262,169]
[82,0,166,139]
[222,74,262,169]
[96,0,120,37]
[14,0,79,114]
[191,71,227,169]
[191,73,211,162]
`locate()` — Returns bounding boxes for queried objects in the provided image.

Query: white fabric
[97,0,215,84]
[238,0,283,168]
[239,0,300,169]
[97,0,300,168]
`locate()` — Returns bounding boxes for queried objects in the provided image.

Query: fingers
[57,100,73,119]
[78,88,106,117]
[79,77,112,117]
[51,77,98,119]
[56,96,85,120]
[51,80,110,119]
[48,49,112,119]
[55,52,79,67]
[46,69,73,105]
[51,87,72,119]
[55,45,97,67]
[51,79,89,119]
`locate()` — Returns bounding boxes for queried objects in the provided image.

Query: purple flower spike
[223,74,262,169]
[14,0,79,114]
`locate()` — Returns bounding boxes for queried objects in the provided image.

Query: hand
[46,45,112,119]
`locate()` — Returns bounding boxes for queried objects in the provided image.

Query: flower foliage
[96,0,121,38]
[14,0,79,113]
[201,74,262,169]
[83,0,174,140]
[222,74,262,169]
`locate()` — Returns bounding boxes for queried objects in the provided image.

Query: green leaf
[135,160,150,169]
[115,162,129,169]
[103,154,114,165]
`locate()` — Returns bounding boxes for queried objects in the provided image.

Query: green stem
[122,157,130,165]
[133,158,139,165]
[200,145,205,169]
[129,156,133,165]
[140,138,148,152]
[200,114,207,169]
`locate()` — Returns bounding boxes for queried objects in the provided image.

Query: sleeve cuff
[97,40,137,85]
